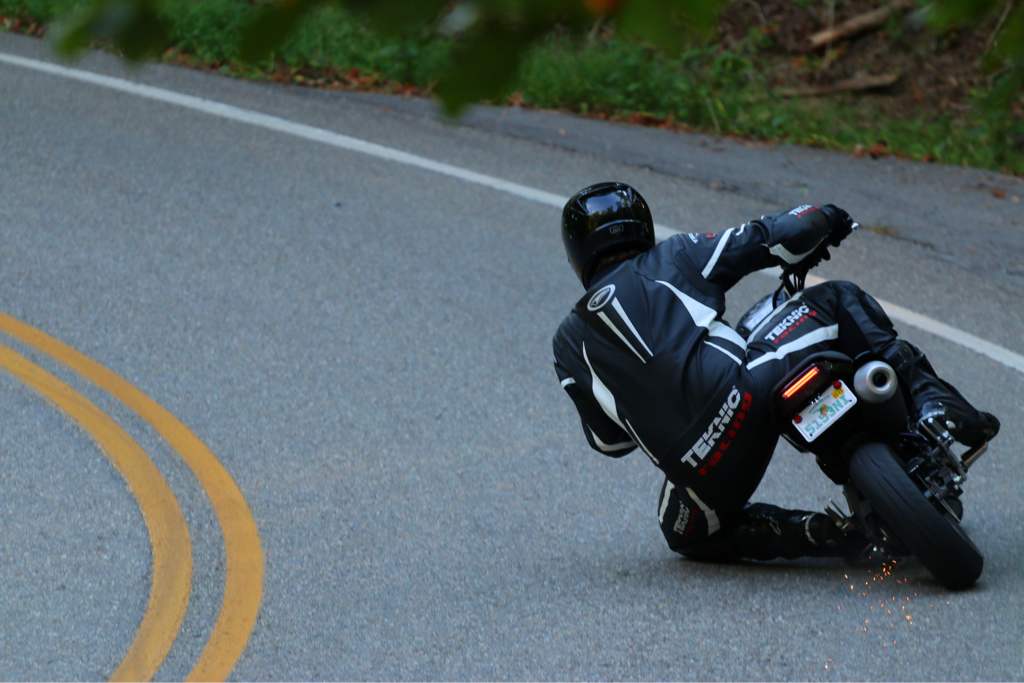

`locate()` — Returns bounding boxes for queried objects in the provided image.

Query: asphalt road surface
[1,31,1023,681]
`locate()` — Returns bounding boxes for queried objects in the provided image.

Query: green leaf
[985,67,1023,110]
[617,0,724,50]
[54,0,170,60]
[435,19,541,115]
[340,0,449,35]
[928,0,999,29]
[240,0,321,63]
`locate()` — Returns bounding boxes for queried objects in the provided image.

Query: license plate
[793,380,858,442]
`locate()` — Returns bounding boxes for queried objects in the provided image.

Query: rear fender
[769,350,855,425]
[770,352,861,477]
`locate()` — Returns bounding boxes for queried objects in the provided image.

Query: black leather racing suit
[552,205,906,561]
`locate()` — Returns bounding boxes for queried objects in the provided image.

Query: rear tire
[848,442,982,589]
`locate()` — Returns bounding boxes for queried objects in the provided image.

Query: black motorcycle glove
[820,204,856,247]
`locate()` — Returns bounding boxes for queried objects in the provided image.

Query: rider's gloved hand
[820,204,856,247]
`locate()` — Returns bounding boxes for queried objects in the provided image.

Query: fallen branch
[808,0,915,50]
[777,72,901,97]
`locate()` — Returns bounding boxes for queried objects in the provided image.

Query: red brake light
[782,366,821,400]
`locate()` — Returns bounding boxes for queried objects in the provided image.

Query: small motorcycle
[736,257,989,589]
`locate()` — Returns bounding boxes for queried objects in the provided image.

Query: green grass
[517,35,1021,173]
[160,0,450,83]
[1,0,1020,174]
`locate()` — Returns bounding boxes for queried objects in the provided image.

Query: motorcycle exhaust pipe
[853,361,898,403]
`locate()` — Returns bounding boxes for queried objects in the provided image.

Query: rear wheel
[848,442,982,589]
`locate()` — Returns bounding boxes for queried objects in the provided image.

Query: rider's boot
[880,340,1000,448]
[682,503,868,562]
[800,510,871,560]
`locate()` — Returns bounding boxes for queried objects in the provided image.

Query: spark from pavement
[842,559,919,647]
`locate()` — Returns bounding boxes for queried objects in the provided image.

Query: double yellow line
[0,314,263,681]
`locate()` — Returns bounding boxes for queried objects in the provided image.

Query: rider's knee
[831,279,859,289]
[662,530,690,556]
[660,509,702,557]
[824,279,863,297]
[830,280,894,332]
[662,526,716,559]
[809,280,894,332]
[660,504,732,560]
[669,532,738,562]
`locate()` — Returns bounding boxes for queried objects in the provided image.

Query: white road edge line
[3,50,1022,376]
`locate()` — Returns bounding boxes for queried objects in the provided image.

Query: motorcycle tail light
[782,365,821,400]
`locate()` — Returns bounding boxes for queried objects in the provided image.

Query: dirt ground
[719,0,1020,120]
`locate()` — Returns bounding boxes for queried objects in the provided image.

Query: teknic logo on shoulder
[587,284,616,312]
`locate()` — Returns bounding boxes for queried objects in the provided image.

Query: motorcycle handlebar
[779,221,860,295]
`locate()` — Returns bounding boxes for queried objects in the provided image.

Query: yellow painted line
[0,314,264,682]
[0,344,192,681]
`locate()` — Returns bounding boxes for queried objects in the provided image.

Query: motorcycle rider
[552,182,1000,561]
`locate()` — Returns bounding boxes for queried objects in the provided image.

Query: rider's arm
[554,358,636,458]
[678,204,851,292]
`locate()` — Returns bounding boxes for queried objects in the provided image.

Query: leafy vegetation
[0,0,1020,173]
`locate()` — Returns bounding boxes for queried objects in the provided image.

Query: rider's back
[553,236,747,481]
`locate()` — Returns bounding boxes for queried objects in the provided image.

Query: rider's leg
[746,280,998,447]
[825,280,999,446]
[658,480,864,561]
[655,320,873,562]
[878,339,1000,446]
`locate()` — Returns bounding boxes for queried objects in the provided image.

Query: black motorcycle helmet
[561,182,655,288]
